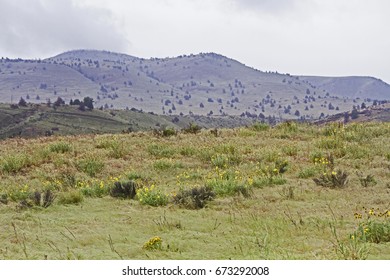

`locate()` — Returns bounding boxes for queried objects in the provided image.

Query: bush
[110,181,137,199]
[173,186,215,209]
[153,127,177,137]
[182,123,202,134]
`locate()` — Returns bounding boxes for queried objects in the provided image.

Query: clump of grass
[313,170,348,189]
[147,144,176,158]
[330,222,369,260]
[277,121,298,133]
[297,166,318,179]
[0,193,8,205]
[57,190,84,205]
[77,179,110,197]
[206,168,252,197]
[252,160,288,187]
[126,171,143,181]
[1,153,31,174]
[137,185,169,206]
[282,145,298,157]
[153,159,183,171]
[77,156,104,177]
[358,174,377,188]
[251,122,270,132]
[96,137,127,158]
[49,142,72,153]
[173,186,215,209]
[179,146,196,157]
[110,181,137,199]
[352,208,390,243]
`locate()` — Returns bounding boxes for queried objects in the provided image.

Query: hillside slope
[1,50,389,120]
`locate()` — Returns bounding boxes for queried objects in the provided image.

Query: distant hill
[299,76,390,100]
[1,49,389,121]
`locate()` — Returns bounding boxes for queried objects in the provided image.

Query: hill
[300,76,390,100]
[0,103,255,139]
[1,50,389,121]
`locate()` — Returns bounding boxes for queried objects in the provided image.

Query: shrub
[110,181,137,199]
[182,123,201,134]
[313,170,348,188]
[173,186,215,209]
[153,127,177,137]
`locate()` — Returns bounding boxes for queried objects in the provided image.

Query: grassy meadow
[0,122,389,260]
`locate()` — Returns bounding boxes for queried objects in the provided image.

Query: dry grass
[0,122,390,259]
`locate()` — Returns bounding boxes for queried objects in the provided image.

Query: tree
[78,102,86,111]
[344,112,350,123]
[83,97,94,110]
[351,108,359,119]
[53,97,65,107]
[18,97,27,107]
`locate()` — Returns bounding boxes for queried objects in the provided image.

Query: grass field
[0,122,389,260]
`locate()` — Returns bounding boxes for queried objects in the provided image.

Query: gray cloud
[0,0,129,58]
[228,0,297,13]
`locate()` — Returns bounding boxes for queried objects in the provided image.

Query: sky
[1,0,389,83]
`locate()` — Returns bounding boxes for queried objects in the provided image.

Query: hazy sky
[1,0,389,83]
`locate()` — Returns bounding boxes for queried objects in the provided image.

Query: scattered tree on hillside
[351,108,359,119]
[83,97,94,110]
[53,97,65,107]
[18,97,27,107]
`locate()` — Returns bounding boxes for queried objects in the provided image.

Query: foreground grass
[0,122,390,259]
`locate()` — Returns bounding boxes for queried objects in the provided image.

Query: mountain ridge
[1,49,389,120]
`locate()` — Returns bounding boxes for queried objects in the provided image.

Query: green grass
[0,122,390,260]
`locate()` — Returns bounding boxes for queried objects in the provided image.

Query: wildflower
[369,209,375,216]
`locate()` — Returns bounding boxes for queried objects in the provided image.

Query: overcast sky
[1,0,389,83]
